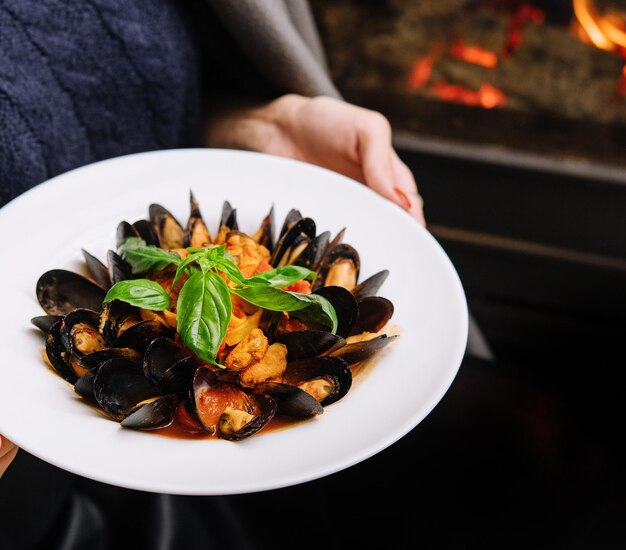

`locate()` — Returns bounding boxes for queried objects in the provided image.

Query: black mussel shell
[325,227,346,253]
[283,356,352,406]
[59,308,107,359]
[218,393,276,441]
[37,269,106,316]
[278,208,302,240]
[251,204,275,253]
[132,219,160,246]
[79,347,142,370]
[45,319,77,383]
[313,243,360,291]
[116,221,139,248]
[74,363,104,407]
[350,296,394,336]
[276,330,345,360]
[149,203,184,250]
[330,334,399,366]
[313,286,359,338]
[81,249,112,290]
[254,382,323,417]
[351,270,390,300]
[31,314,63,333]
[143,337,192,387]
[121,394,180,430]
[220,200,238,231]
[74,369,99,402]
[113,320,173,354]
[192,368,277,441]
[99,300,142,344]
[293,231,330,271]
[185,191,212,248]
[107,250,132,284]
[270,217,316,267]
[94,358,158,422]
[160,357,197,397]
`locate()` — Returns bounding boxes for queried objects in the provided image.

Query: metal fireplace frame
[393,129,626,368]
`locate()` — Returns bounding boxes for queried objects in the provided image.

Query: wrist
[204,94,310,154]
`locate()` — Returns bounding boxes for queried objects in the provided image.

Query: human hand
[0,435,18,477]
[205,94,425,226]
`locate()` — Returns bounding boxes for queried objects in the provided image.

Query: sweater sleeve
[203,0,341,98]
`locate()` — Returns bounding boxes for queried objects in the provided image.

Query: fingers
[0,435,18,477]
[356,112,426,225]
[391,151,426,226]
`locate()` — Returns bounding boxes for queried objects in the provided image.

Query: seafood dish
[32,193,398,441]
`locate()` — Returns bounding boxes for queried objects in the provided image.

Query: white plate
[0,149,467,495]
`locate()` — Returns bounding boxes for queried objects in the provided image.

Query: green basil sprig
[117,237,182,274]
[103,240,337,366]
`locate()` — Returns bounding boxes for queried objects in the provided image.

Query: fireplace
[312,0,626,165]
[311,0,626,368]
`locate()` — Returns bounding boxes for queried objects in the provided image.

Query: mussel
[33,195,399,441]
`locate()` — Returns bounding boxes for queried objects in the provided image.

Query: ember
[311,0,626,165]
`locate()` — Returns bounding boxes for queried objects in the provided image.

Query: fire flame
[407,1,626,106]
[574,0,626,52]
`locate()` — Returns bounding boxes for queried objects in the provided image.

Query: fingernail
[394,187,411,210]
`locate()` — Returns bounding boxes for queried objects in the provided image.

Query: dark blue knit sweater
[0,0,202,207]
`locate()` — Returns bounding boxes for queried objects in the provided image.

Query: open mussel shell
[99,300,142,344]
[143,337,196,395]
[37,269,106,316]
[270,217,316,267]
[149,203,184,250]
[278,208,302,240]
[350,296,394,336]
[121,394,180,430]
[351,270,390,300]
[253,382,323,417]
[330,334,399,366]
[276,330,345,360]
[107,250,132,284]
[251,205,275,253]
[113,320,174,354]
[94,358,159,422]
[313,243,360,291]
[31,314,63,333]
[132,219,160,246]
[220,200,238,231]
[283,356,352,407]
[117,219,159,247]
[81,249,112,290]
[45,320,78,384]
[313,286,359,338]
[74,369,99,402]
[292,230,330,271]
[79,347,143,370]
[191,368,277,441]
[75,348,143,402]
[59,308,107,360]
[185,191,212,248]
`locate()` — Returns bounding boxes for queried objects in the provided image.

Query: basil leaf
[103,279,171,311]
[213,258,247,286]
[245,265,317,288]
[231,287,337,333]
[118,237,181,274]
[171,252,203,290]
[176,270,232,365]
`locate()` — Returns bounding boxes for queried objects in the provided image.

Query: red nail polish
[394,187,411,210]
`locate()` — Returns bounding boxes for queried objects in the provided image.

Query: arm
[205,94,425,225]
